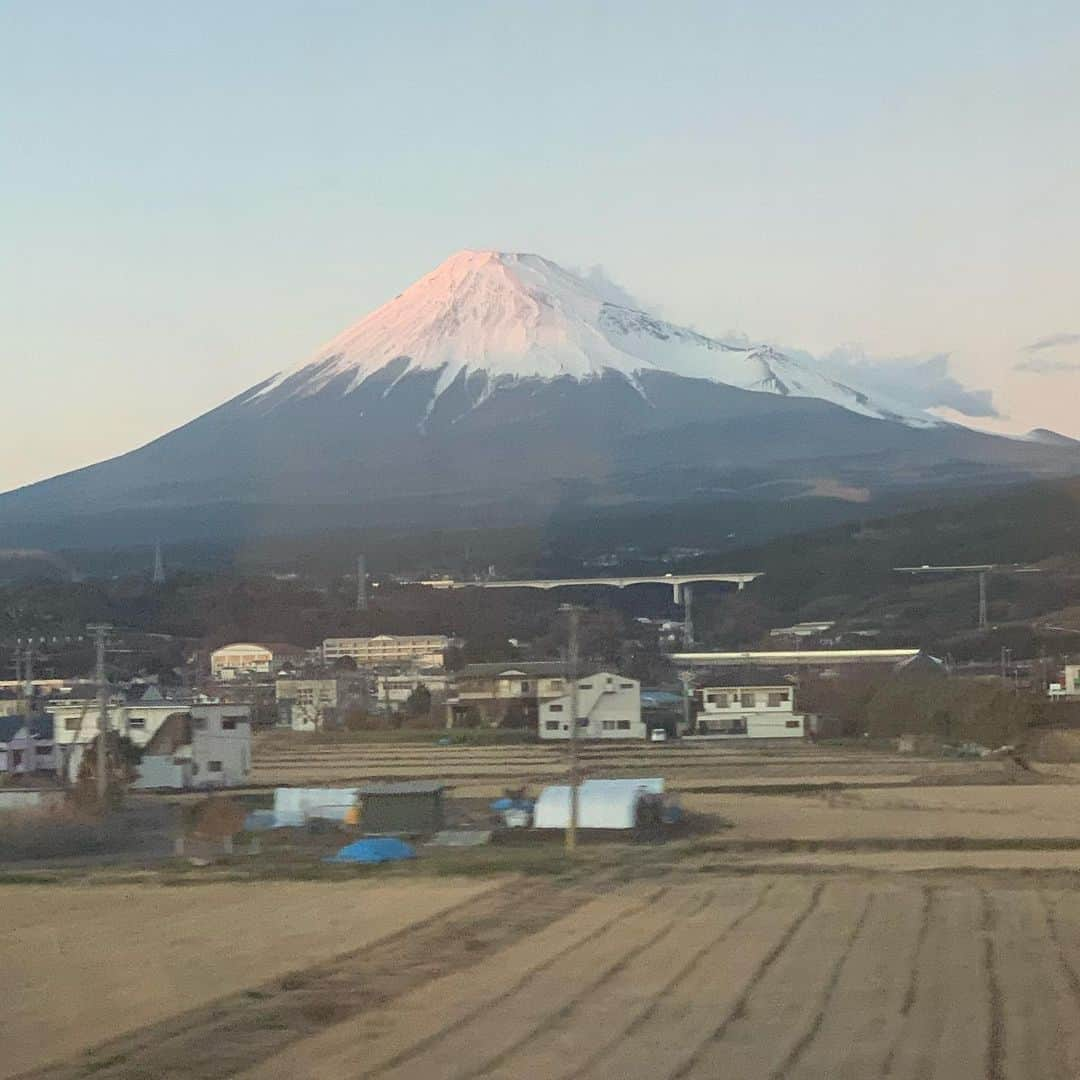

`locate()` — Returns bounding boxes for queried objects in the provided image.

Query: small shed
[533,778,665,830]
[357,781,445,835]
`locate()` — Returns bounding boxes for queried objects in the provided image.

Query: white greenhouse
[532,778,665,830]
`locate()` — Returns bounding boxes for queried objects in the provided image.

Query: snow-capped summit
[251,249,928,426]
[16,245,1078,549]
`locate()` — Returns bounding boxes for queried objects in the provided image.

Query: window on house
[207,760,223,772]
[578,683,592,690]
[740,692,757,708]
[65,718,80,730]
[36,744,52,756]
[545,720,560,731]
[617,719,631,730]
[549,704,564,712]
[577,717,588,726]
[620,682,633,689]
[128,717,146,729]
[222,719,237,730]
[602,720,616,730]
[767,693,784,708]
[785,720,801,729]
[520,681,530,692]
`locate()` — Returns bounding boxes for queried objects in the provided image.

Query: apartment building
[322,634,449,668]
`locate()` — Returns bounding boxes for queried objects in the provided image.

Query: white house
[134,703,252,790]
[0,715,56,777]
[51,687,190,750]
[1056,665,1080,697]
[695,684,805,738]
[539,672,644,741]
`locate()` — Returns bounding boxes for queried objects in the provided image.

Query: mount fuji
[250,249,925,426]
[3,250,1079,548]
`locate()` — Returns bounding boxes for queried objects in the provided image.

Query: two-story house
[445,662,570,728]
[695,684,805,738]
[538,673,644,740]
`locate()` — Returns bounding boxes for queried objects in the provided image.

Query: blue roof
[28,714,54,739]
[0,716,24,743]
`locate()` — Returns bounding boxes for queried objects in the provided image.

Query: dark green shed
[357,781,445,835]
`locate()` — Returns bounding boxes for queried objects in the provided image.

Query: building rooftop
[458,661,568,678]
[357,781,446,796]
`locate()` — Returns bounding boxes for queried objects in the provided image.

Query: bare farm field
[14,873,1080,1080]
[249,735,1033,797]
[13,740,1080,1079]
[3,878,501,1079]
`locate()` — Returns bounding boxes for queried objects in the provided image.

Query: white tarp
[273,787,359,826]
[533,778,664,830]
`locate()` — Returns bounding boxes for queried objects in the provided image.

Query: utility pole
[562,605,582,853]
[24,642,34,705]
[89,624,112,805]
[679,670,694,735]
[356,554,368,611]
[978,571,988,631]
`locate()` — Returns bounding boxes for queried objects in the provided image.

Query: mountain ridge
[3,249,1080,548]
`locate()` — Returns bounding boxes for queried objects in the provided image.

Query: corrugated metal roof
[357,781,446,796]
[459,661,568,678]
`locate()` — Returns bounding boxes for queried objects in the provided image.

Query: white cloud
[574,265,648,311]
[784,346,999,418]
[1026,332,1080,352]
[1015,355,1080,375]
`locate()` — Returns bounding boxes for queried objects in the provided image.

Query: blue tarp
[324,837,416,863]
[490,797,534,812]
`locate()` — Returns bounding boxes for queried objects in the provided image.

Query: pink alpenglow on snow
[251,250,934,427]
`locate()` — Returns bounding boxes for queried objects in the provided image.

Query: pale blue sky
[3,1,1079,490]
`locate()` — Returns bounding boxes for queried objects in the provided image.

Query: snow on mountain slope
[248,249,934,426]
